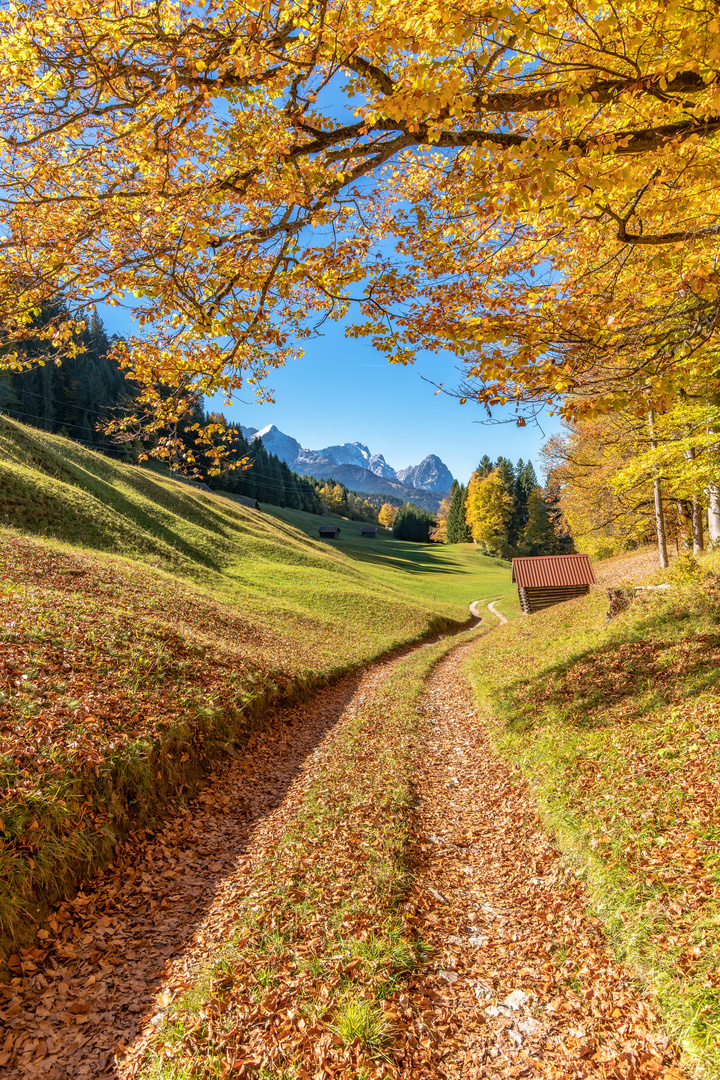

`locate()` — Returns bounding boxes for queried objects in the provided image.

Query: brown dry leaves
[405,642,685,1079]
[1,628,687,1080]
[0,669,370,1077]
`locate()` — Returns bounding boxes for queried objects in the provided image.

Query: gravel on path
[486,600,508,625]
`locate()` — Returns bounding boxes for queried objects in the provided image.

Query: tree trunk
[708,484,720,546]
[649,410,669,569]
[654,478,669,569]
[692,496,704,554]
[706,392,720,547]
[677,499,692,552]
[683,444,704,553]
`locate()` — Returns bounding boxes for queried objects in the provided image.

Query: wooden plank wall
[518,584,590,614]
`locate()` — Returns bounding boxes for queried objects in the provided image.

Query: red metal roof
[511,554,596,588]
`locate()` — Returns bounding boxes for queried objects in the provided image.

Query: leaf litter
[406,640,685,1079]
[0,632,687,1079]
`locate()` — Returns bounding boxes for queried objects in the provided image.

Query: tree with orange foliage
[429,497,451,542]
[0,0,718,457]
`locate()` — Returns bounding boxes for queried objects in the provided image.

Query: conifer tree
[446,480,470,543]
[393,504,435,543]
[512,460,539,540]
[520,488,558,555]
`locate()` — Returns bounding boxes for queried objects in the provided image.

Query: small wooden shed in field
[318,525,341,539]
[234,495,260,509]
[360,526,377,538]
[512,554,596,614]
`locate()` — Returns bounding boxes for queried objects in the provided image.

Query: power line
[0,373,133,414]
[0,406,136,453]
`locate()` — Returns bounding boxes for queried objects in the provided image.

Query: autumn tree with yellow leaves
[464,468,513,553]
[378,503,397,529]
[0,0,720,466]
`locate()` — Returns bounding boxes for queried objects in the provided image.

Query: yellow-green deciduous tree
[378,503,397,529]
[464,469,512,553]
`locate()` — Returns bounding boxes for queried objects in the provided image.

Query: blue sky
[100,303,558,486]
[92,71,562,486]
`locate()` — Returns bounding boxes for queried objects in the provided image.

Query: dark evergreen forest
[0,306,374,519]
[0,305,136,458]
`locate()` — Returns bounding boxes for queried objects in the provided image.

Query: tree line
[0,303,138,459]
[0,306,381,523]
[431,457,567,556]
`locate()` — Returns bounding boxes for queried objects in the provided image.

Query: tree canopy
[0,0,718,450]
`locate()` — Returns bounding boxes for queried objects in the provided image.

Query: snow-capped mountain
[293,441,397,479]
[246,424,301,464]
[241,425,454,500]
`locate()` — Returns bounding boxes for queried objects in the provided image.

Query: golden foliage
[464,468,512,549]
[0,1,718,443]
[428,497,450,542]
[378,502,397,528]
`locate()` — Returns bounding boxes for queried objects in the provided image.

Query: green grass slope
[0,416,478,957]
[263,503,519,622]
[465,559,720,1076]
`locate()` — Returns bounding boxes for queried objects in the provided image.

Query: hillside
[0,416,514,955]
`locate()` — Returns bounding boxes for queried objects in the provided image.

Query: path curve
[468,600,484,623]
[469,599,508,625]
[486,598,508,624]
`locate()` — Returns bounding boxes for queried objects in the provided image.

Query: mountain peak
[248,425,301,464]
[246,425,454,495]
[396,454,454,492]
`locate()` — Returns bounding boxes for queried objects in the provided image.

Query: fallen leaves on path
[406,641,684,1078]
[1,631,686,1079]
[0,668,372,1078]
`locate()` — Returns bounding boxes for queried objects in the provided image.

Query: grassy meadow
[263,503,519,622]
[0,416,516,957]
[466,554,720,1075]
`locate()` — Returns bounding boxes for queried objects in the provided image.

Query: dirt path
[404,641,683,1079]
[486,600,508,625]
[2,632,684,1080]
[0,654,414,1080]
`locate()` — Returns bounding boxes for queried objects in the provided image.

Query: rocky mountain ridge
[240,424,454,508]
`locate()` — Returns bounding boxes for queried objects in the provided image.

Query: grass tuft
[334,997,391,1050]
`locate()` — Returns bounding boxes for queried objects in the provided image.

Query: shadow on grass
[498,616,720,733]
[335,541,480,577]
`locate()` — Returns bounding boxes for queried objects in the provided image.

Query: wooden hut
[169,472,212,493]
[233,495,260,509]
[318,525,341,539]
[360,526,377,538]
[512,554,596,615]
